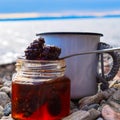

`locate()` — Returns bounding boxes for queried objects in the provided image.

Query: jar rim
[17,56,65,63]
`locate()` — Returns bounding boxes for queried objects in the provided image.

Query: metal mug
[36,32,120,99]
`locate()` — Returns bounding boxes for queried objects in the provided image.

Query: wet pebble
[3,102,11,116]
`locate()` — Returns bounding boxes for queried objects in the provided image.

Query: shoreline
[0,16,120,22]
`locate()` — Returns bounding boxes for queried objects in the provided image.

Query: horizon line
[0,14,120,22]
[0,10,120,18]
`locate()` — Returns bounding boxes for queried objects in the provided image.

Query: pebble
[0,63,15,119]
[0,105,4,119]
[62,110,90,120]
[1,114,13,120]
[2,76,11,83]
[88,108,101,119]
[70,101,79,113]
[81,105,89,111]
[3,102,11,116]
[70,108,79,113]
[0,78,4,85]
[0,86,11,97]
[81,104,100,111]
[112,89,120,101]
[96,117,104,120]
[1,62,120,120]
[70,101,77,109]
[87,104,100,110]
[0,92,10,107]
[3,81,11,87]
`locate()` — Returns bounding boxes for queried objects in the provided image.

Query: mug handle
[97,42,120,90]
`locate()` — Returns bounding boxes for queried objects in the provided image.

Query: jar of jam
[12,57,70,120]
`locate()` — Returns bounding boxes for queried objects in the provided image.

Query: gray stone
[3,81,11,87]
[88,108,101,120]
[0,86,11,97]
[1,114,13,120]
[100,100,106,105]
[70,108,79,113]
[70,101,79,113]
[81,105,89,111]
[0,92,10,107]
[112,89,120,101]
[2,75,11,83]
[0,105,4,119]
[81,104,100,111]
[96,117,104,120]
[70,101,77,109]
[3,102,11,116]
[87,104,100,110]
[62,110,90,120]
[0,78,4,85]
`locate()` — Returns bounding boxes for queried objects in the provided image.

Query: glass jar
[12,57,70,120]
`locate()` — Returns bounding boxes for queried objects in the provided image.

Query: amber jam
[12,58,70,120]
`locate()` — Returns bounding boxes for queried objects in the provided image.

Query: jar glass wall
[12,57,70,120]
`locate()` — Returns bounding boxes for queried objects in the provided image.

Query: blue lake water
[0,17,120,64]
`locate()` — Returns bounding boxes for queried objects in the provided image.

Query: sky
[0,0,120,13]
[0,0,120,16]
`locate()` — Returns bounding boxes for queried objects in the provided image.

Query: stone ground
[0,62,15,120]
[0,62,120,120]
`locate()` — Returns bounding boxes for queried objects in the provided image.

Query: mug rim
[36,32,103,36]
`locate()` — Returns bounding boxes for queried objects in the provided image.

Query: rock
[1,62,120,120]
[70,101,77,109]
[100,100,106,105]
[0,78,4,85]
[6,64,15,72]
[1,114,13,120]
[3,81,11,87]
[96,117,104,120]
[112,89,120,101]
[2,75,11,83]
[81,105,89,111]
[107,101,120,112]
[0,106,4,119]
[78,93,103,109]
[103,88,116,99]
[0,92,10,107]
[113,84,120,89]
[63,108,100,120]
[70,101,79,113]
[88,108,101,119]
[70,108,79,113]
[78,88,116,109]
[86,104,100,110]
[109,79,118,88]
[62,110,90,120]
[3,102,11,116]
[0,86,11,97]
[102,105,120,120]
